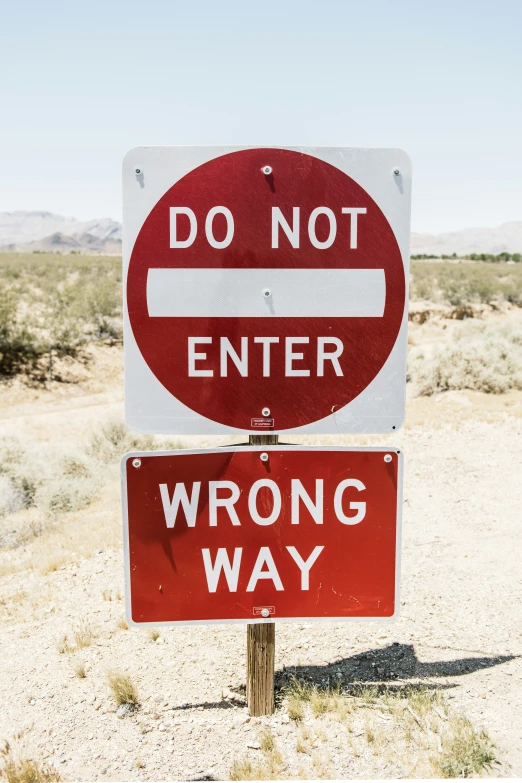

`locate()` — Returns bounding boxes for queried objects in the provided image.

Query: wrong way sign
[122,446,402,625]
[123,146,411,434]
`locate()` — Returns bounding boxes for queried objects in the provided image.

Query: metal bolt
[261,608,270,618]
[262,407,270,417]
[384,454,392,463]
[393,168,400,176]
[261,165,272,176]
[134,167,142,176]
[262,288,271,298]
[132,458,141,468]
[260,453,269,462]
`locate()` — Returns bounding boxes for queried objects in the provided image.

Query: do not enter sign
[122,446,402,625]
[123,147,411,434]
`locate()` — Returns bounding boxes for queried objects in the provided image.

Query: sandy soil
[1,320,521,780]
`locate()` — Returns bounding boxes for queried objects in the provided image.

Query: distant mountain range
[0,211,521,256]
[0,211,122,254]
[410,221,522,256]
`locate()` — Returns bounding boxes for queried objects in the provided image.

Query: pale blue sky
[1,0,521,233]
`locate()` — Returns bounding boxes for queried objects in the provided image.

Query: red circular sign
[128,148,405,430]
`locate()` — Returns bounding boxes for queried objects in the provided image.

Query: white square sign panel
[123,146,411,435]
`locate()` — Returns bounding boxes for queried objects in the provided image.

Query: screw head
[134,167,142,176]
[262,407,270,417]
[261,608,270,618]
[260,452,269,462]
[261,165,272,176]
[132,458,141,468]
[384,454,392,463]
[262,287,271,298]
[393,168,400,176]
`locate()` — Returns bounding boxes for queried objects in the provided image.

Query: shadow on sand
[172,642,516,713]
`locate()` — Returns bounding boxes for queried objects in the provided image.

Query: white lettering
[246,547,284,592]
[205,206,234,249]
[291,479,323,524]
[286,545,324,590]
[188,337,213,377]
[209,481,241,526]
[248,480,281,526]
[285,337,310,377]
[160,482,200,528]
[254,336,279,377]
[170,207,197,248]
[341,208,367,249]
[202,548,242,592]
[317,337,344,377]
[334,479,366,525]
[308,207,337,249]
[220,337,248,377]
[271,207,299,248]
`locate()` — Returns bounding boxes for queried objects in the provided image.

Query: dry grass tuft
[283,676,344,720]
[73,623,94,649]
[295,724,313,754]
[365,724,375,743]
[437,715,496,778]
[116,616,129,630]
[229,729,283,780]
[73,661,86,679]
[1,742,60,783]
[311,752,331,779]
[107,671,139,706]
[0,590,28,622]
[56,635,73,655]
[283,677,311,721]
[287,693,305,722]
[259,729,275,754]
[229,759,268,781]
[147,628,160,642]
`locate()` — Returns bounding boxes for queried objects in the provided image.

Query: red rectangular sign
[122,446,402,625]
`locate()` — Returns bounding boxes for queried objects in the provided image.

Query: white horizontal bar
[147,268,385,318]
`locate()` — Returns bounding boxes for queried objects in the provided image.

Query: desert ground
[0,257,521,780]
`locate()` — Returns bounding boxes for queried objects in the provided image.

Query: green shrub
[410,261,522,307]
[0,288,43,375]
[0,253,122,371]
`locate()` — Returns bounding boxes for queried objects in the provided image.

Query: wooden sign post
[247,433,277,716]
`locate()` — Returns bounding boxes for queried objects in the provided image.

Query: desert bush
[0,422,186,530]
[88,420,154,463]
[408,321,522,395]
[88,418,185,464]
[0,475,25,516]
[0,436,102,518]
